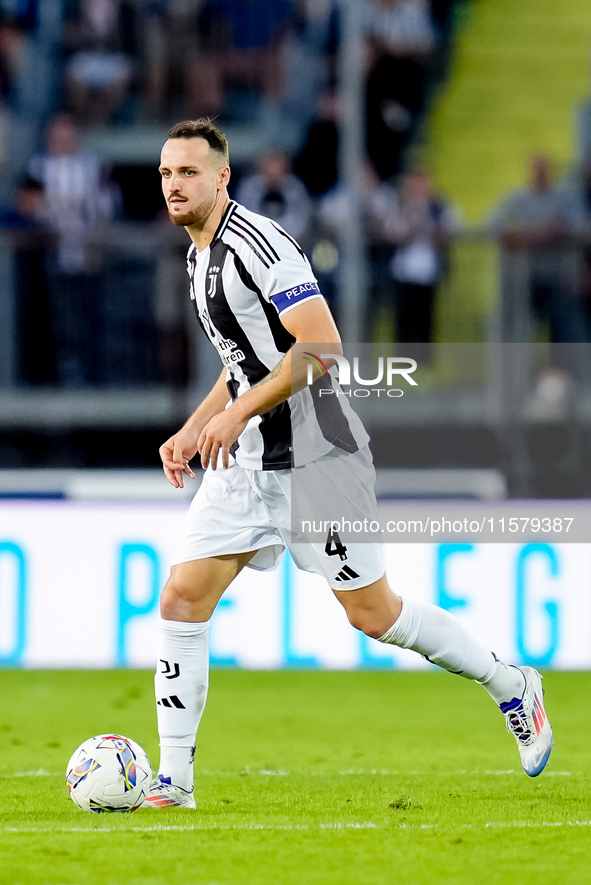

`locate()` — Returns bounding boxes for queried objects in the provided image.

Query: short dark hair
[167,119,229,163]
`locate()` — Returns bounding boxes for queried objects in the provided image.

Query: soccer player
[143,119,553,808]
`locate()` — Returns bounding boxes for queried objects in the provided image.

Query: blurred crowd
[1,106,461,386]
[0,0,452,158]
[3,0,591,392]
[0,0,460,388]
[489,154,591,344]
[7,120,591,389]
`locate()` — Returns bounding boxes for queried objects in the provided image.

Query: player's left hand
[197,408,248,470]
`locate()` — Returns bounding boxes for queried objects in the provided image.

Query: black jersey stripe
[255,291,294,355]
[228,217,278,266]
[213,201,236,242]
[191,297,208,337]
[229,245,294,354]
[270,221,307,259]
[206,239,292,468]
[206,241,270,382]
[188,254,217,341]
[309,376,359,454]
[187,244,197,284]
[227,223,272,268]
[259,403,293,470]
[233,211,281,262]
[226,374,240,401]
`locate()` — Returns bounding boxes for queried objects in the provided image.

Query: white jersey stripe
[227,222,273,268]
[233,211,281,262]
[215,202,237,240]
[228,217,278,266]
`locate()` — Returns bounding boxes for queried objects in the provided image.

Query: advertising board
[0,500,589,669]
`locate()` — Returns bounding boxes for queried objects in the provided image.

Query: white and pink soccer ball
[66,734,152,813]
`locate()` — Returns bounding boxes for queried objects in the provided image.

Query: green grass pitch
[0,669,589,885]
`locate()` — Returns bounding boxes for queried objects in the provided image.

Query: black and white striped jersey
[186,200,368,470]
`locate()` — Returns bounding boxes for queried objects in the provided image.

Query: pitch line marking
[3,821,591,835]
[5,768,574,779]
[1,822,379,834]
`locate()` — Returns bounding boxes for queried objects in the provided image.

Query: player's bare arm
[198,297,341,470]
[160,368,229,487]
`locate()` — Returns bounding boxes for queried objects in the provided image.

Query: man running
[143,119,553,808]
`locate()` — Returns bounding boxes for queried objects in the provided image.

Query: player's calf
[376,596,553,775]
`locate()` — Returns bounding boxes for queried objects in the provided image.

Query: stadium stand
[426,0,591,344]
[429,0,591,223]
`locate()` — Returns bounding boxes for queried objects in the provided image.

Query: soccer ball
[66,734,152,813]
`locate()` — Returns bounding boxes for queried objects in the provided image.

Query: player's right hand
[159,433,198,489]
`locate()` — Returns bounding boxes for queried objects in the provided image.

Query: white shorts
[172,447,386,591]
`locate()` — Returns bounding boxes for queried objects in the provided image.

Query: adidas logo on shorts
[334,565,360,582]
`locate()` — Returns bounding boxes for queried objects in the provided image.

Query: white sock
[378,597,525,705]
[154,618,209,791]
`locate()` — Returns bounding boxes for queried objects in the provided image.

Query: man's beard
[168,207,201,226]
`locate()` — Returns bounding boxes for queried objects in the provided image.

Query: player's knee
[345,608,385,639]
[160,574,208,620]
[160,579,185,619]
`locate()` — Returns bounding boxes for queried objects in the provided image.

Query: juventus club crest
[208,265,221,298]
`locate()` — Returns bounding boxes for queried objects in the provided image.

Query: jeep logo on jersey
[303,354,418,394]
[208,266,221,298]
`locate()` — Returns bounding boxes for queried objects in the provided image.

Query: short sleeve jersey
[186,200,368,470]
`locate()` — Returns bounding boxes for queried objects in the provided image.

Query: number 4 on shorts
[325,527,348,561]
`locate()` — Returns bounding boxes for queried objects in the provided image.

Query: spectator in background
[317,161,398,326]
[363,0,435,55]
[430,0,457,37]
[294,90,339,198]
[0,0,38,132]
[575,157,591,338]
[237,149,311,243]
[0,1,37,103]
[140,0,206,121]
[386,168,457,351]
[277,0,339,149]
[0,176,56,385]
[4,178,57,384]
[0,175,44,227]
[29,113,117,385]
[62,0,136,125]
[489,154,587,343]
[29,112,116,270]
[293,0,338,62]
[188,0,292,122]
[0,0,37,33]
[362,0,436,180]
